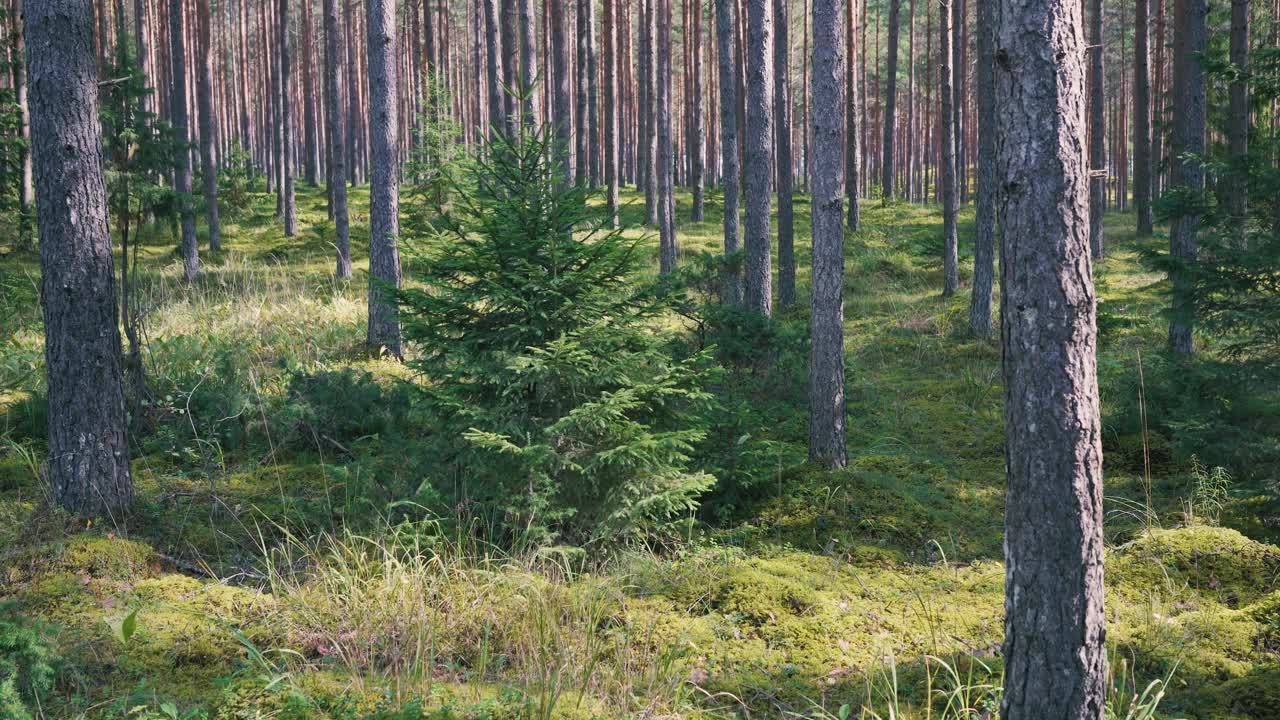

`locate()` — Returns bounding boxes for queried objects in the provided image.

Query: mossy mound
[1109,526,1280,606]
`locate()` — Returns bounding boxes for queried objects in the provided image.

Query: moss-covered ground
[2,184,1278,719]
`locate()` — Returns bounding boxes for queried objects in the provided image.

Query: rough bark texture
[585,0,600,186]
[196,0,221,252]
[575,0,589,182]
[28,0,132,517]
[604,0,620,224]
[1088,0,1104,258]
[500,0,520,138]
[657,0,677,273]
[485,0,505,137]
[518,0,537,125]
[846,0,859,230]
[716,0,742,304]
[690,0,705,221]
[744,0,774,316]
[366,0,403,357]
[808,0,846,468]
[881,0,899,202]
[1168,0,1205,354]
[775,0,794,308]
[970,0,996,337]
[302,0,318,186]
[550,0,572,182]
[939,0,958,295]
[1133,0,1153,237]
[1226,0,1248,235]
[994,0,1108,712]
[170,0,198,282]
[11,0,33,243]
[279,0,297,237]
[326,0,351,278]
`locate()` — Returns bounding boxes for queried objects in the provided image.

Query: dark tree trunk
[716,0,742,303]
[939,0,957,295]
[279,0,297,236]
[170,0,198,281]
[881,0,898,202]
[690,0,705,221]
[484,0,505,136]
[775,0,794,308]
[994,0,1107,712]
[518,0,536,125]
[744,0,774,315]
[196,0,220,252]
[550,0,572,181]
[657,0,676,272]
[575,0,589,182]
[970,0,995,336]
[809,0,846,467]
[1088,0,1104,258]
[1168,0,1205,353]
[1134,0,1153,236]
[500,0,520,137]
[1226,0,1248,237]
[28,0,132,518]
[344,0,362,185]
[366,0,403,357]
[326,0,351,278]
[604,0,620,223]
[846,0,859,230]
[302,0,319,185]
[585,0,599,186]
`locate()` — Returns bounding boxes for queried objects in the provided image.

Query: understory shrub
[0,603,59,720]
[398,125,714,549]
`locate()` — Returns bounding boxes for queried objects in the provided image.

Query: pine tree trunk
[1226,0,1248,238]
[808,0,846,467]
[939,0,957,295]
[366,0,403,357]
[744,0,774,315]
[970,0,995,336]
[196,0,220,252]
[344,0,361,185]
[484,0,505,137]
[550,0,572,182]
[302,0,319,185]
[1089,0,1105,258]
[1134,0,1153,236]
[518,0,536,125]
[604,0,620,224]
[326,0,351,278]
[500,0,520,137]
[691,0,705,221]
[994,0,1107,711]
[846,0,859,229]
[716,0,742,303]
[774,0,794,307]
[575,0,589,182]
[1168,0,1205,353]
[28,0,133,518]
[169,0,198,281]
[881,0,898,202]
[586,0,600,186]
[279,0,297,236]
[10,0,33,245]
[657,0,677,273]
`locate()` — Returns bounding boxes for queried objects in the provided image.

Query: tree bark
[716,0,742,303]
[846,0,859,229]
[1168,0,1205,354]
[1134,0,1153,236]
[484,0,505,137]
[1088,0,1104,258]
[604,0,620,224]
[279,0,297,236]
[657,0,677,272]
[939,0,957,295]
[196,0,220,252]
[775,0,794,308]
[575,0,589,182]
[326,0,351,278]
[366,0,403,357]
[302,0,319,185]
[691,0,705,221]
[28,0,133,518]
[518,0,536,125]
[744,0,774,315]
[170,0,198,281]
[970,0,995,336]
[1226,0,1248,238]
[994,0,1107,711]
[809,0,846,467]
[550,0,572,182]
[10,0,33,244]
[881,0,898,202]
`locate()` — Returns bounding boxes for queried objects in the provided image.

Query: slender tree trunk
[775,0,794,307]
[575,0,589,182]
[604,0,620,223]
[1167,0,1205,353]
[345,0,362,185]
[1134,0,1153,236]
[170,0,198,281]
[716,0,742,303]
[881,0,898,202]
[809,0,846,467]
[550,0,572,181]
[939,0,957,295]
[1089,0,1104,258]
[846,0,859,229]
[28,0,132,518]
[518,0,536,125]
[500,0,520,137]
[691,0,705,220]
[744,0,774,315]
[10,0,32,244]
[970,0,995,336]
[279,0,297,236]
[905,0,915,202]
[657,0,677,272]
[195,0,220,252]
[1226,0,1248,239]
[302,0,319,185]
[366,0,402,357]
[326,0,351,278]
[484,0,505,137]
[586,0,600,186]
[994,0,1107,711]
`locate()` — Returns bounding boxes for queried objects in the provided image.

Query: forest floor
[2,184,1279,719]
